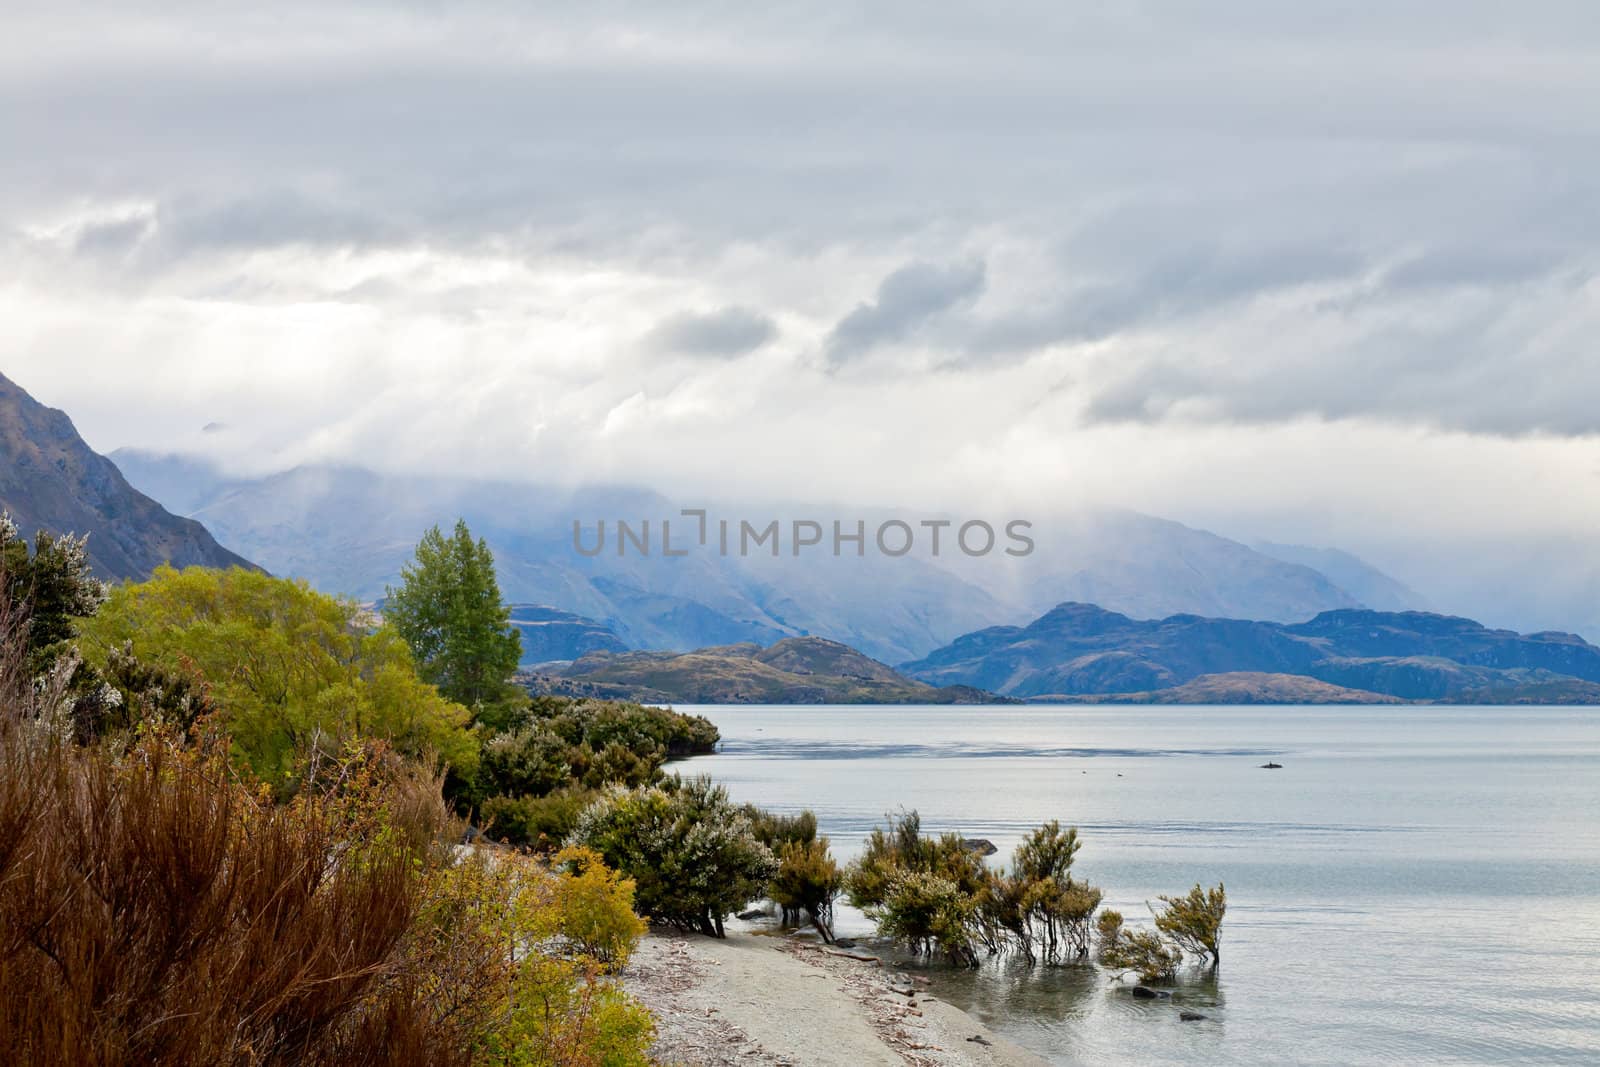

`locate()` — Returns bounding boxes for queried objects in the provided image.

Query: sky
[3,1,1600,625]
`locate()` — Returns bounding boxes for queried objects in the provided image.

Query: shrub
[1154,882,1226,968]
[79,565,477,791]
[481,788,598,850]
[1095,908,1125,955]
[769,838,842,940]
[0,718,475,1065]
[846,811,987,965]
[876,871,979,966]
[568,776,777,937]
[552,846,648,970]
[1101,928,1182,983]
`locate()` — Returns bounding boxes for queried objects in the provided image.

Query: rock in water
[1180,1011,1208,1021]
[962,838,999,856]
[1130,986,1161,999]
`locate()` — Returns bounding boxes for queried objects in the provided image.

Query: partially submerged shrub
[1101,927,1182,984]
[1154,883,1226,968]
[876,870,980,966]
[846,811,988,965]
[769,838,843,940]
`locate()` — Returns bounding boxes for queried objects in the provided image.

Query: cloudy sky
[4,1,1600,621]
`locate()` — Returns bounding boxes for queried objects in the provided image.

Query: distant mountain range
[523,636,1001,705]
[0,372,255,580]
[900,602,1600,703]
[110,449,1428,662]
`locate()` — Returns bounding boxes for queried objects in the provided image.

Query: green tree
[385,520,521,711]
[80,565,477,789]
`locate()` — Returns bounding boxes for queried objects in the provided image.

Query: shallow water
[686,705,1600,1065]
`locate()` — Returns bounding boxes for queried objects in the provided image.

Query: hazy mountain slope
[504,604,628,666]
[0,373,255,581]
[903,602,1600,701]
[1253,541,1428,612]
[111,450,1430,661]
[1020,513,1362,622]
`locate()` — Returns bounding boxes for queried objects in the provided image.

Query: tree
[80,565,477,790]
[385,520,521,711]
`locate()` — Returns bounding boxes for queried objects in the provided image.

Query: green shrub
[769,838,842,939]
[1154,882,1226,968]
[568,776,777,937]
[876,871,979,966]
[1101,927,1182,983]
[480,788,597,850]
[552,846,648,971]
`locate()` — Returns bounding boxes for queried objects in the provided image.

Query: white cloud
[4,0,1600,632]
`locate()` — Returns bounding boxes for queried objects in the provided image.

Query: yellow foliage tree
[79,565,477,789]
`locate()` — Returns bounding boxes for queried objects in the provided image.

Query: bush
[876,871,979,966]
[1154,883,1226,968]
[481,788,598,850]
[0,718,475,1065]
[1101,928,1182,983]
[769,838,843,939]
[568,776,777,937]
[552,846,648,971]
[0,574,655,1067]
[79,565,477,791]
[846,810,988,964]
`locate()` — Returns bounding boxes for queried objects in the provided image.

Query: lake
[683,705,1600,1066]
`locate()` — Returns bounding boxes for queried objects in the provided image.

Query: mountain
[109,450,1422,662]
[1078,672,1403,705]
[541,636,1003,704]
[506,604,628,667]
[1252,541,1428,612]
[0,373,255,581]
[902,602,1600,703]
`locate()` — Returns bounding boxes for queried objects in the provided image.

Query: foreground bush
[0,624,653,1067]
[79,565,478,791]
[569,776,777,937]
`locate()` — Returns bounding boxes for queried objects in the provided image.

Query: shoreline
[622,929,1055,1067]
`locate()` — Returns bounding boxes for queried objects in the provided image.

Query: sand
[622,930,1053,1067]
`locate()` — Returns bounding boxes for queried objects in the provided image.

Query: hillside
[507,604,628,666]
[110,450,1422,663]
[546,636,1004,704]
[903,602,1600,703]
[1070,672,1404,705]
[0,373,255,581]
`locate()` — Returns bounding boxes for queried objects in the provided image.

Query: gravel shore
[622,930,1052,1067]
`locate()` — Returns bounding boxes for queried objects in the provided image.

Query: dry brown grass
[0,592,498,1067]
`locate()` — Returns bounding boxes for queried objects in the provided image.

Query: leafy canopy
[385,520,521,710]
[79,565,477,788]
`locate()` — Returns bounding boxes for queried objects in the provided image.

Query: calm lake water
[683,705,1600,1066]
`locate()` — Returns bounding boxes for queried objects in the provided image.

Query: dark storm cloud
[646,306,777,357]
[827,260,986,362]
